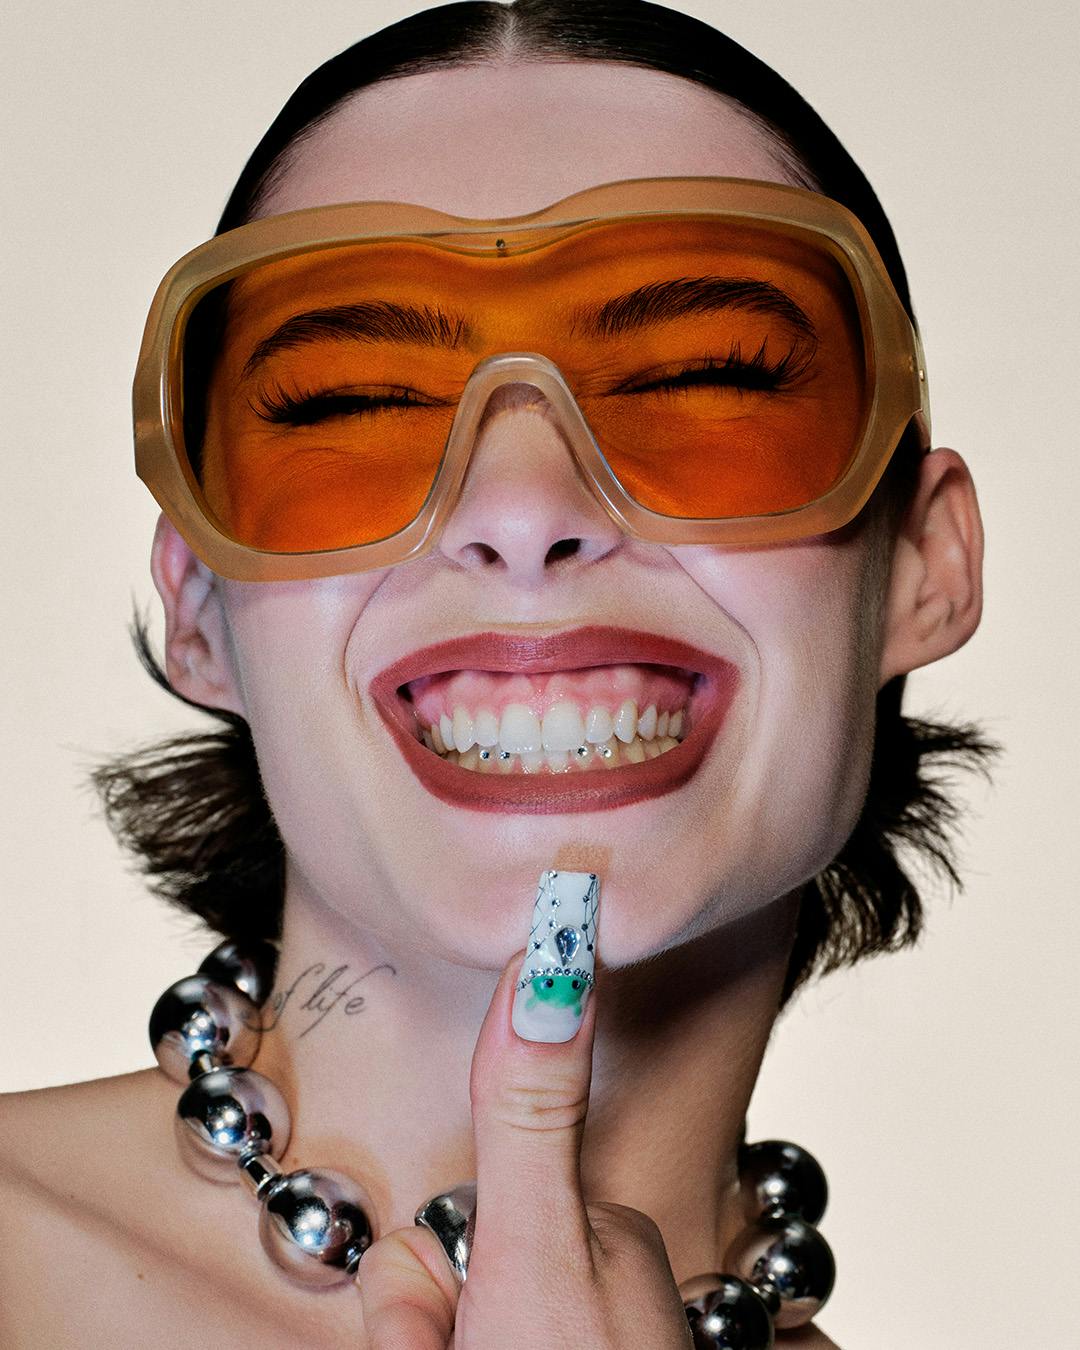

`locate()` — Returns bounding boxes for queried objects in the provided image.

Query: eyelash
[617,337,814,397]
[251,335,813,426]
[253,384,438,426]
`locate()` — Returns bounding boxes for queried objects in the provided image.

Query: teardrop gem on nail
[555,926,580,964]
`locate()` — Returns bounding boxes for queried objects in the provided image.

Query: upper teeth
[421,700,686,759]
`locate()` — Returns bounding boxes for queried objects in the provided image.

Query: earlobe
[879,448,984,685]
[150,515,246,715]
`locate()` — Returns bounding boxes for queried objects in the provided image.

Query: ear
[879,448,984,685]
[150,514,246,716]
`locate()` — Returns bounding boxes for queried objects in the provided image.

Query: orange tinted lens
[559,219,869,520]
[184,243,466,553]
[180,217,869,553]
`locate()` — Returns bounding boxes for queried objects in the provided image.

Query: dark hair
[96,0,995,1001]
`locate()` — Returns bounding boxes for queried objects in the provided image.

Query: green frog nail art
[526,972,588,1016]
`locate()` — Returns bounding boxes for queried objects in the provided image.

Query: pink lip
[369,625,739,815]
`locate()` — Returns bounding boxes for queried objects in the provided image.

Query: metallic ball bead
[680,1274,775,1349]
[149,974,261,1083]
[259,1168,373,1286]
[199,939,279,1007]
[414,1181,477,1283]
[725,1216,836,1330]
[738,1139,828,1225]
[175,1066,291,1182]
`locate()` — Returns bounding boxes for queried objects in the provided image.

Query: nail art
[512,870,599,1043]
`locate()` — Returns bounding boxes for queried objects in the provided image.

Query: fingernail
[512,870,599,1043]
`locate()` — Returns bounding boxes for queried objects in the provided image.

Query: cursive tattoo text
[258,960,397,1038]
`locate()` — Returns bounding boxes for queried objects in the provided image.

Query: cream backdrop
[2,2,1077,1346]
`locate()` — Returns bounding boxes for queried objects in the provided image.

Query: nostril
[545,538,582,565]
[464,542,501,566]
[461,537,583,569]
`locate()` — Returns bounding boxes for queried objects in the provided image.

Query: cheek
[675,535,884,889]
[216,572,384,815]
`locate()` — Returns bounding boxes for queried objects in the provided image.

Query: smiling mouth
[401,663,695,774]
[370,627,738,815]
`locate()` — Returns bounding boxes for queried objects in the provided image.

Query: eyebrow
[570,277,817,340]
[242,301,473,377]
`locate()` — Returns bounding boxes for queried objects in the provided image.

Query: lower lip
[377,667,738,815]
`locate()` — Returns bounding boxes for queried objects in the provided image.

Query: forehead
[260,60,798,220]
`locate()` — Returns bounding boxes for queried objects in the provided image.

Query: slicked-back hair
[96,0,995,1001]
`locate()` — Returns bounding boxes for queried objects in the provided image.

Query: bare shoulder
[0,1070,180,1246]
[0,1072,358,1348]
[0,1071,181,1346]
[0,1069,176,1229]
[0,1067,169,1172]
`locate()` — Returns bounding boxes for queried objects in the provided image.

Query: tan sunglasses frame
[134,176,930,581]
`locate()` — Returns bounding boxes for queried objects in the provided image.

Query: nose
[435,382,625,586]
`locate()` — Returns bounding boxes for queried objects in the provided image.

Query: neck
[251,876,799,1284]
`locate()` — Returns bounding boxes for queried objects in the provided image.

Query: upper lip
[370,624,736,708]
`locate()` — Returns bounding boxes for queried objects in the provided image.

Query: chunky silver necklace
[151,939,835,1349]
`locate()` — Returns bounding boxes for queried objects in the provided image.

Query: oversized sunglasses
[134,177,929,581]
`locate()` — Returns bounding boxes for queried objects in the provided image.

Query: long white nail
[512,870,599,1043]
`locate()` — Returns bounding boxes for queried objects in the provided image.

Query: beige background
[2,2,1077,1345]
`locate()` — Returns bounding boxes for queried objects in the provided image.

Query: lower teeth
[424,733,684,773]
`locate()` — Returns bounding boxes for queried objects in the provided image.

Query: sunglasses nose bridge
[435,352,624,524]
[422,351,635,570]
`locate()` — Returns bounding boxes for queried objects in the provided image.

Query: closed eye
[611,336,816,397]
[252,383,449,426]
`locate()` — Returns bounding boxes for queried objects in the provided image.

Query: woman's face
[186,62,893,968]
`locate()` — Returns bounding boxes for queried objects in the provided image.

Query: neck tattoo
[258,959,397,1038]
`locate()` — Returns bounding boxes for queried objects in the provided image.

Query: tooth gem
[555,926,581,963]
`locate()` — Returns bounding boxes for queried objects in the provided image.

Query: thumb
[356,1224,460,1350]
[469,870,600,1255]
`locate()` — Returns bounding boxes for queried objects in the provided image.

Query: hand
[356,954,693,1349]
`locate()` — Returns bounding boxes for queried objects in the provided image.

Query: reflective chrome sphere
[680,1273,775,1350]
[415,1181,477,1283]
[726,1216,835,1330]
[259,1168,373,1286]
[149,974,261,1083]
[738,1140,828,1224]
[199,939,279,1007]
[175,1067,291,1182]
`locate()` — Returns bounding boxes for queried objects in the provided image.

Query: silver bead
[738,1139,828,1224]
[725,1216,836,1330]
[199,939,278,1006]
[175,1067,291,1182]
[679,1273,775,1350]
[259,1168,373,1286]
[414,1182,477,1283]
[149,974,261,1083]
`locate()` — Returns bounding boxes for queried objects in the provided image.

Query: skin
[0,60,983,1349]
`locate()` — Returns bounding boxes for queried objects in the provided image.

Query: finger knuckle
[493,1077,590,1135]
